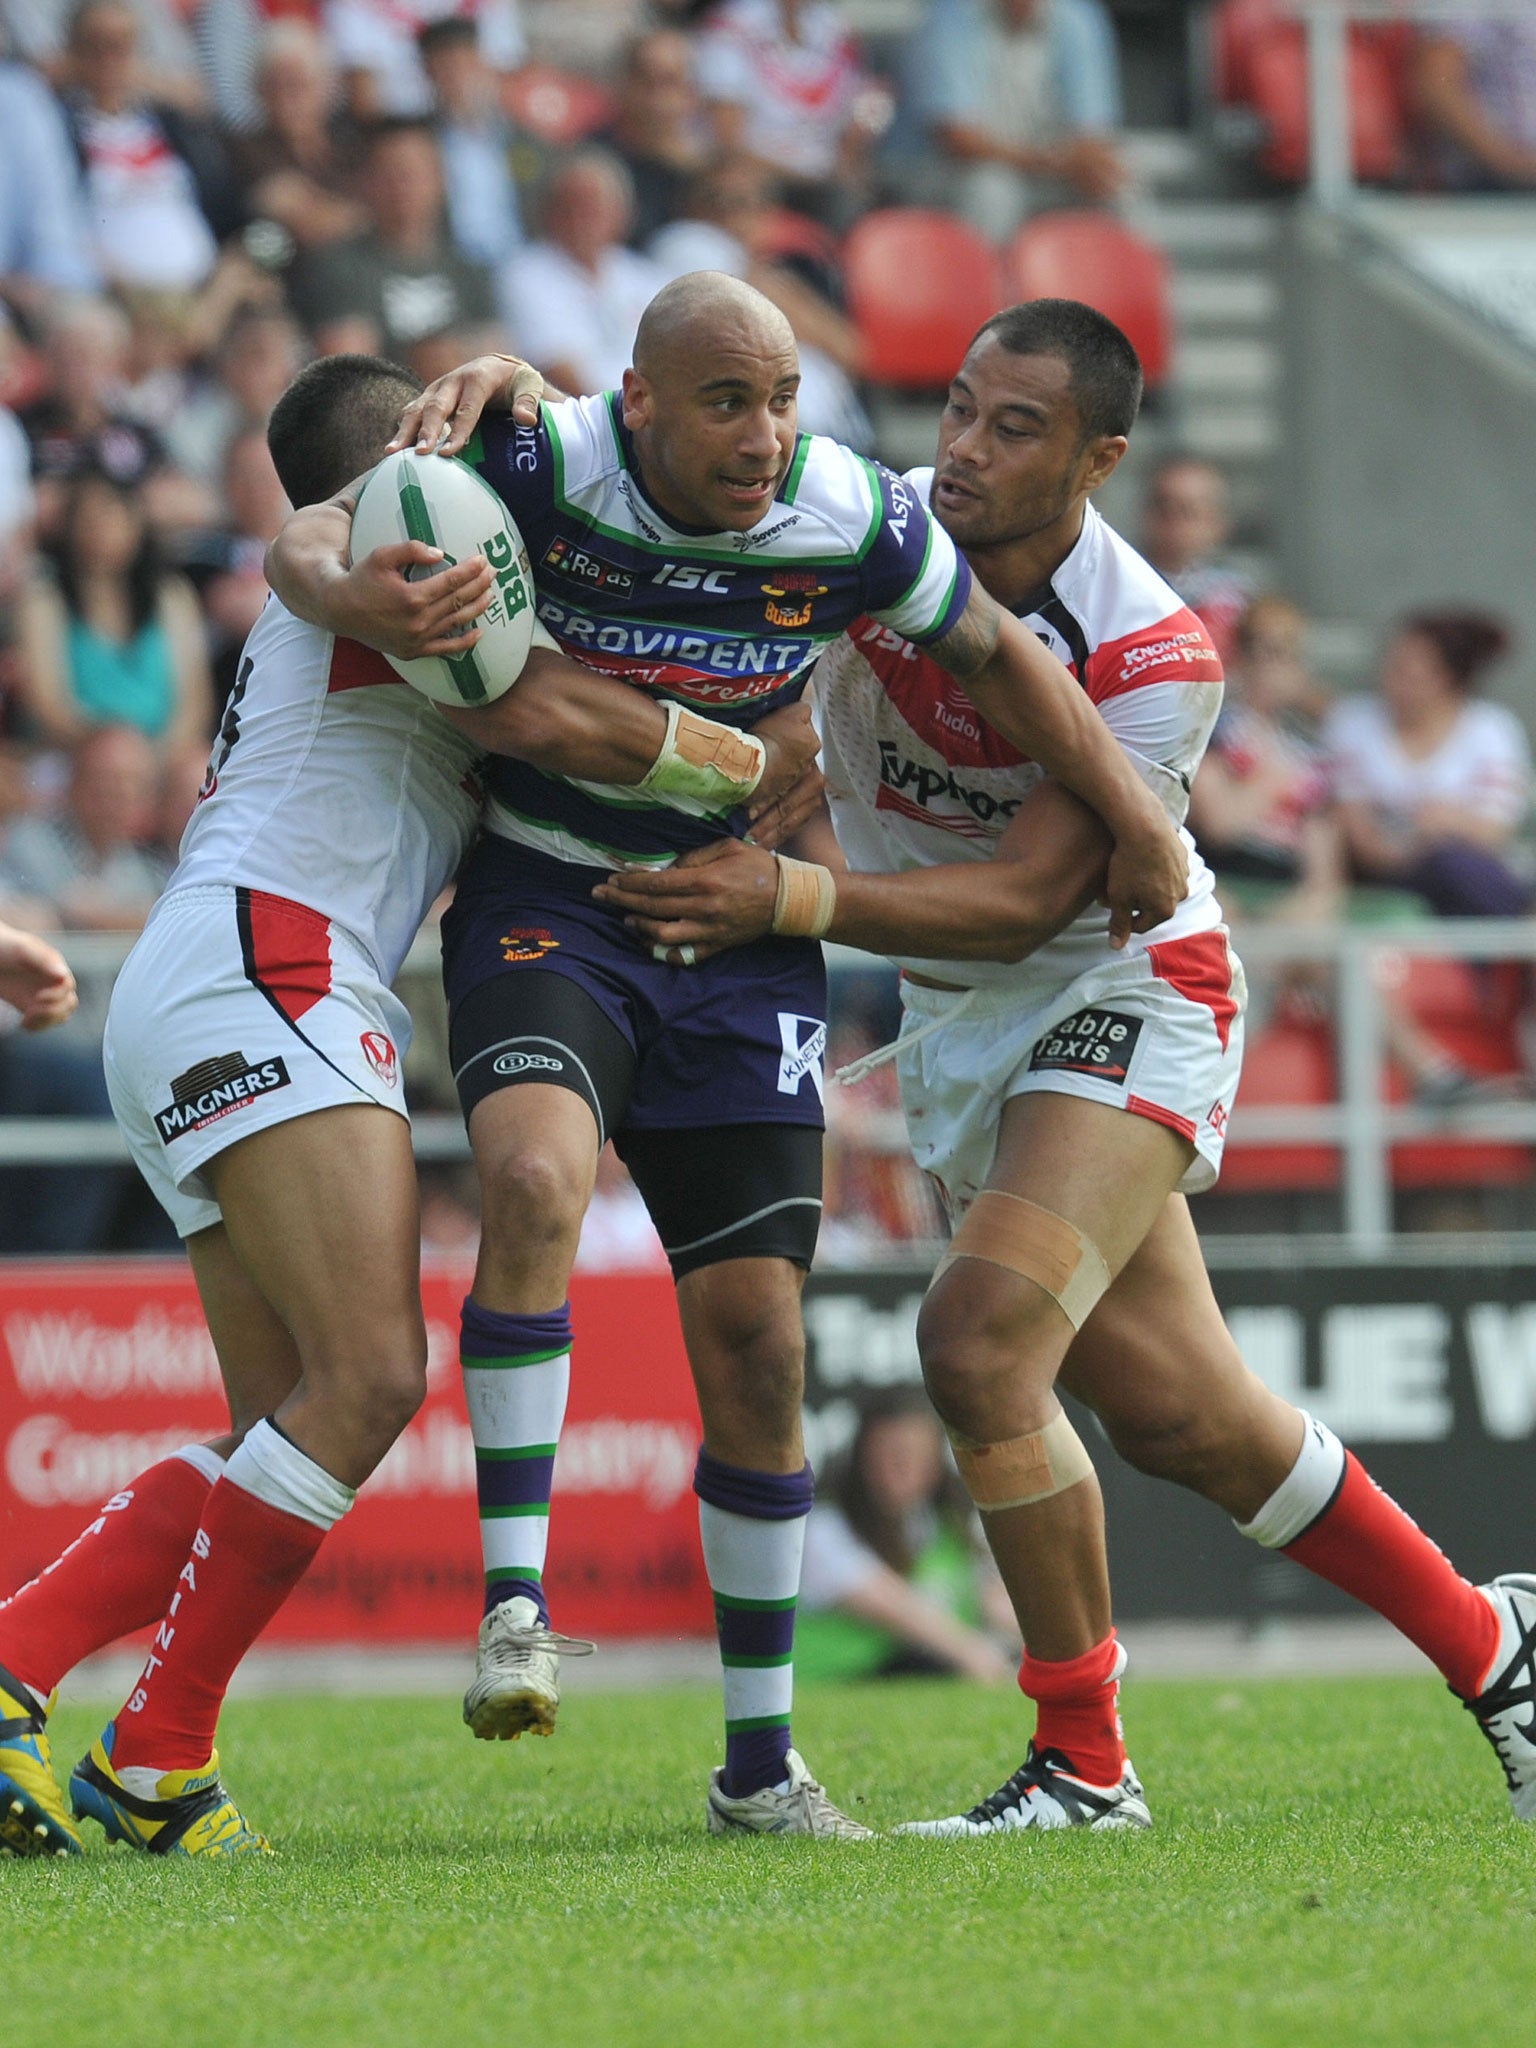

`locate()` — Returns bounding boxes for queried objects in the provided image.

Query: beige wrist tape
[772,855,837,939]
[935,1191,1111,1332]
[950,1406,1096,1512]
[638,702,766,809]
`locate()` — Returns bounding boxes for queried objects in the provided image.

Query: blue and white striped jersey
[468,392,971,869]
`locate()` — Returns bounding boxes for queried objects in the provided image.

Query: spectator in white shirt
[1327,610,1533,917]
[695,0,878,222]
[501,149,665,396]
[58,0,241,292]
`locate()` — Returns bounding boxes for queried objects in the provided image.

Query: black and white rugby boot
[894,1741,1151,1837]
[1462,1574,1536,1820]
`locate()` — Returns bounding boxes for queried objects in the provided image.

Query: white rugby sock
[1234,1412,1347,1549]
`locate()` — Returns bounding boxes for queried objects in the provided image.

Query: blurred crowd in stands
[2,0,1536,1259]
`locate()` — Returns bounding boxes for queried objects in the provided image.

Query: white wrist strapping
[638,702,766,810]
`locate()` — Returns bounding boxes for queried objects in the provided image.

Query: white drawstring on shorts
[834,986,978,1087]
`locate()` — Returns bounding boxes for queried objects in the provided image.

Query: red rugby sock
[1284,1454,1500,1699]
[1020,1631,1125,1786]
[110,1475,327,1773]
[0,1450,218,1702]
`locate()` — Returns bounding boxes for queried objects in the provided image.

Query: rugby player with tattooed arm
[602,300,1536,1836]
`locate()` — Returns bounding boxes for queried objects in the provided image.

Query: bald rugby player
[0,353,817,1859]
[274,272,1187,1838]
[601,299,1536,1835]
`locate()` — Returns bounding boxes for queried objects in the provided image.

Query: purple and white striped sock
[460,1297,572,1627]
[695,1448,815,1798]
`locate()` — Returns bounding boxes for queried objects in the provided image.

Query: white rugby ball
[349,450,539,705]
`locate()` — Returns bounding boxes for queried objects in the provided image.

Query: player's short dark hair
[266,354,422,508]
[969,299,1144,443]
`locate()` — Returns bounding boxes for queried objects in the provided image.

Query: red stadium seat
[1210,0,1295,107]
[1002,212,1173,389]
[1218,1019,1340,1192]
[843,208,1003,389]
[1387,956,1529,1187]
[502,65,616,147]
[1245,23,1406,184]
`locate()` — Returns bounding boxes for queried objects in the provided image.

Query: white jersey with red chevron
[817,482,1225,995]
[169,596,484,983]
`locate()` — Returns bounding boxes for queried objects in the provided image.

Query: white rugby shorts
[895,928,1246,1217]
[103,884,412,1237]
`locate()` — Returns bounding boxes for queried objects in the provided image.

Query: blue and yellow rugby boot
[70,1721,271,1857]
[0,1661,81,1857]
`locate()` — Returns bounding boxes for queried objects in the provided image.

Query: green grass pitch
[8,1677,1536,2047]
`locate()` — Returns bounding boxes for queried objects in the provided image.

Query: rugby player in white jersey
[602,300,1536,1832]
[274,272,1190,1841]
[0,352,821,1860]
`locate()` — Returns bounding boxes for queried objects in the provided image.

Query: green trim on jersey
[781,434,811,505]
[543,406,886,570]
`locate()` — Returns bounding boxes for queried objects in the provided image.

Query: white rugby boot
[1462,1574,1536,1819]
[462,1596,595,1741]
[894,1742,1152,1837]
[706,1748,871,1839]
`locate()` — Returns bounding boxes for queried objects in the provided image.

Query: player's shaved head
[623,272,800,533]
[633,272,794,384]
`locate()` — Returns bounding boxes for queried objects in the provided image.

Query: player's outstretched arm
[595,779,1110,965]
[0,922,78,1031]
[925,586,1186,946]
[385,355,561,458]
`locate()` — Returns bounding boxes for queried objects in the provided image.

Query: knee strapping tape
[937,1191,1111,1331]
[950,1407,1095,1511]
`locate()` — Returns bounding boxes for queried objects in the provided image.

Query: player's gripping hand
[386,355,549,457]
[340,542,495,660]
[1101,821,1189,950]
[746,762,825,851]
[594,839,779,964]
[0,924,77,1032]
[746,702,823,847]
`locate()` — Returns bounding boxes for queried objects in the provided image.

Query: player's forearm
[443,650,668,782]
[827,859,1095,963]
[263,504,359,634]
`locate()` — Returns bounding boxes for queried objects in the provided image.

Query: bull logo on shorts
[761,571,828,629]
[499,927,561,964]
[360,1031,398,1087]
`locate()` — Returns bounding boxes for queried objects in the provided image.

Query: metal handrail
[1294,1,1536,209]
[5,919,1536,1247]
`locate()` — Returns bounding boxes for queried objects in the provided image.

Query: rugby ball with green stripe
[349,450,538,705]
